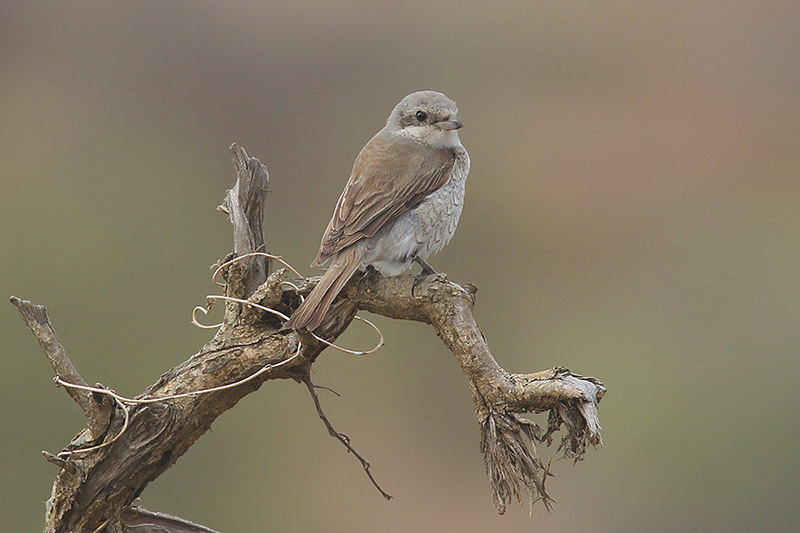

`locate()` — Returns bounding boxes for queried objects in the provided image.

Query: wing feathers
[312,130,455,266]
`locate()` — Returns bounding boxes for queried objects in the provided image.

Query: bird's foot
[357,265,381,293]
[411,256,437,297]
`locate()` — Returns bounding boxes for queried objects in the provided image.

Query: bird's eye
[415,110,428,122]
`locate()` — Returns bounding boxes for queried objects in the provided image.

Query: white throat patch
[397,125,461,149]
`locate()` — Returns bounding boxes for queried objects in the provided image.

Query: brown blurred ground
[2,1,799,531]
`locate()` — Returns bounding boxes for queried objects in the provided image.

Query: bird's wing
[312,131,456,266]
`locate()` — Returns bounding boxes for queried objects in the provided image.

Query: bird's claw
[357,265,380,293]
[411,256,437,297]
[411,274,427,297]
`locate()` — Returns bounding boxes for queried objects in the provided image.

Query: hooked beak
[436,114,463,131]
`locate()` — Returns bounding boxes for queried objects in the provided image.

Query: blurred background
[2,1,799,531]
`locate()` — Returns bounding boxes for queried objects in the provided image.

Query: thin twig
[302,374,392,501]
[313,384,341,397]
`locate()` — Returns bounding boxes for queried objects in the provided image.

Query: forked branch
[13,143,604,532]
[299,267,606,513]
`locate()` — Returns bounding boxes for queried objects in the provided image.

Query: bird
[285,90,470,331]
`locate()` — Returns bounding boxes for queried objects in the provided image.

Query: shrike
[285,91,470,331]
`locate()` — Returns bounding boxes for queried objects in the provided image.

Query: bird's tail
[285,247,363,331]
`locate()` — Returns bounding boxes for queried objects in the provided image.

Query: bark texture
[12,144,605,531]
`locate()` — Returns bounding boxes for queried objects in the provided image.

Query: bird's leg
[357,265,380,293]
[412,256,437,296]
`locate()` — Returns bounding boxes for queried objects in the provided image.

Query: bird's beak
[436,114,463,131]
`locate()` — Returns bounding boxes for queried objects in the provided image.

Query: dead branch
[13,143,605,532]
[11,297,113,439]
[297,268,606,514]
[119,507,221,533]
[302,375,393,501]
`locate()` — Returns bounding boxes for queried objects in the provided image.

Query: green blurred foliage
[2,1,799,531]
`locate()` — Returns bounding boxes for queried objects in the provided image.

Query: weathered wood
[10,296,112,439]
[218,143,270,294]
[120,506,222,532]
[14,144,605,531]
[343,272,605,513]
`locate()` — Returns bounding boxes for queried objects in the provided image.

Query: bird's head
[387,91,463,148]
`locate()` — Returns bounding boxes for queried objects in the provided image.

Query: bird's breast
[411,148,469,258]
[361,146,470,275]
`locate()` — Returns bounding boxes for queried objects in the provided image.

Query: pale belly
[358,149,470,276]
